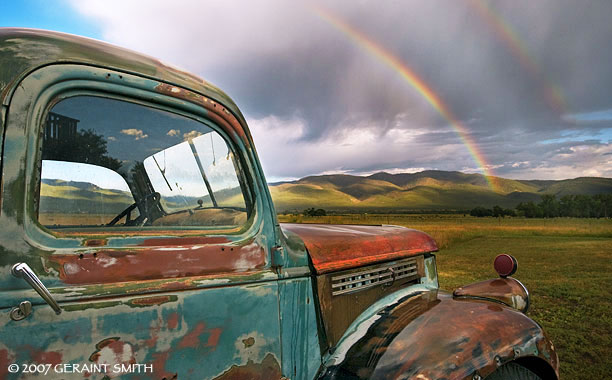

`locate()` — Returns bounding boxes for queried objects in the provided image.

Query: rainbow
[468,0,568,115]
[311,5,501,192]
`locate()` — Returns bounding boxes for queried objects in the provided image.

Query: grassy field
[277,214,612,379]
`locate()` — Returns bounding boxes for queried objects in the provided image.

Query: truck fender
[318,289,558,380]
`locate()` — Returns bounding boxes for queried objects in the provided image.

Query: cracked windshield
[39,96,248,229]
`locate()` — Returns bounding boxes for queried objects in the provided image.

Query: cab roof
[0,28,244,124]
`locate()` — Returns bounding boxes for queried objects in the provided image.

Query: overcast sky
[3,0,612,181]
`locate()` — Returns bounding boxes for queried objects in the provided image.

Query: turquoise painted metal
[0,28,558,379]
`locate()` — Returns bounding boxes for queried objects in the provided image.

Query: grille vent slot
[331,257,420,296]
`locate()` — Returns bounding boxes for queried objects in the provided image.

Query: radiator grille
[331,257,420,296]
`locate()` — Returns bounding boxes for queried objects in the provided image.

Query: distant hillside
[39,172,612,214]
[269,171,612,212]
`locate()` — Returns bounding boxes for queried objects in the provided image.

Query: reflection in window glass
[40,160,139,226]
[192,133,246,209]
[144,132,247,212]
[144,139,211,212]
[38,96,249,229]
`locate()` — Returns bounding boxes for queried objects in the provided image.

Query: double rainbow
[312,5,501,192]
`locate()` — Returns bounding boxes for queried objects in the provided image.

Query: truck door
[0,65,282,379]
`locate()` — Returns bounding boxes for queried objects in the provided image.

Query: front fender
[318,289,558,380]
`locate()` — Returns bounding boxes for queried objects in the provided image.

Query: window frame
[38,94,251,231]
[16,65,264,250]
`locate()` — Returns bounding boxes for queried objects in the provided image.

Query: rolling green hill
[269,171,612,212]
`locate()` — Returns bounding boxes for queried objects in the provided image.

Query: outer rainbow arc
[311,5,501,192]
[468,0,568,115]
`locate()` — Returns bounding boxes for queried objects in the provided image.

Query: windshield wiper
[152,154,173,191]
[188,138,218,207]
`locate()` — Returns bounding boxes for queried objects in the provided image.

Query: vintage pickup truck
[0,29,558,379]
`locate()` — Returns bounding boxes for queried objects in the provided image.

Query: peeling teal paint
[422,254,439,288]
[1,284,282,379]
[279,277,321,380]
[278,227,310,270]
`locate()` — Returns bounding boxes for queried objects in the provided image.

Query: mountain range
[39,171,612,215]
[268,170,612,212]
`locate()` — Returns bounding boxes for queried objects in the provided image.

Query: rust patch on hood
[281,223,438,274]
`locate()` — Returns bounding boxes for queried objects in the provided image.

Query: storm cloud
[68,0,612,180]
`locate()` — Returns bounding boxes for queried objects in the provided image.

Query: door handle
[11,263,62,315]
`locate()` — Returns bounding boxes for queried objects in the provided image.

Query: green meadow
[277,214,612,379]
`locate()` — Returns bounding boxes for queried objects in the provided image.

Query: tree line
[302,207,327,216]
[470,194,612,218]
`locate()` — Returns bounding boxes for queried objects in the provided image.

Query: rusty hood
[280,224,438,274]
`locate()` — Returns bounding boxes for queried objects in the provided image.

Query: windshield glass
[143,132,246,214]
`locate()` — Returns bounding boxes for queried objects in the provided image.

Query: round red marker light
[494,254,517,278]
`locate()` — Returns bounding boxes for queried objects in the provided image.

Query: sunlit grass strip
[278,214,612,248]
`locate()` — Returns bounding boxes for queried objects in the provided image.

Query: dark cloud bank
[72,0,612,180]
